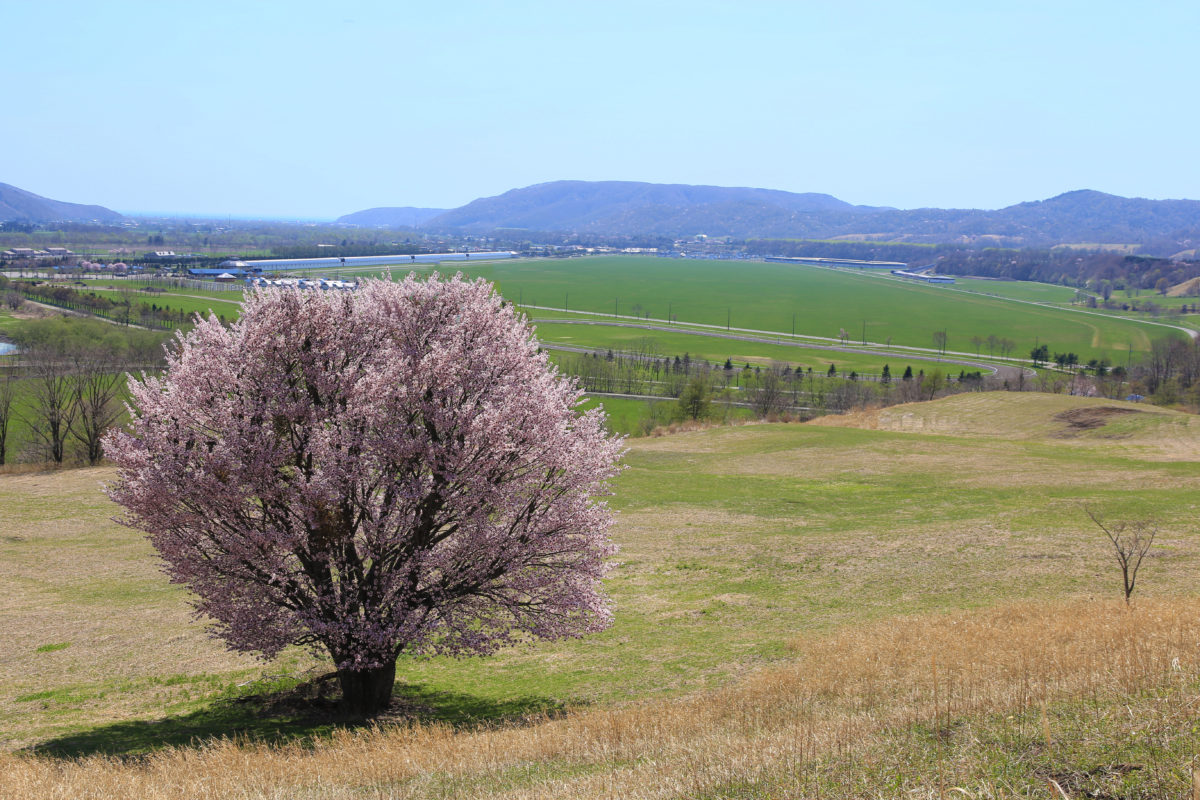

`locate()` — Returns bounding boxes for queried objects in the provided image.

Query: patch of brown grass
[1052,405,1143,435]
[1167,276,1200,297]
[809,392,1193,448]
[3,598,1199,799]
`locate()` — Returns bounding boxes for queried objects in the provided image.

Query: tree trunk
[337,661,396,715]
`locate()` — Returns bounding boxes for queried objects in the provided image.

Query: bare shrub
[1083,505,1158,604]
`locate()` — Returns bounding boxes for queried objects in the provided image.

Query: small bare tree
[932,330,948,356]
[0,368,17,466]
[70,347,127,465]
[23,343,77,464]
[750,370,787,418]
[1084,506,1158,604]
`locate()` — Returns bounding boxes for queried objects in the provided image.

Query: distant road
[534,318,1035,381]
[933,282,1200,342]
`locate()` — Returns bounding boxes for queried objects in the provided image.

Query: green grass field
[68,287,244,321]
[5,392,1200,756]
[535,321,920,374]
[578,396,672,435]
[951,276,1200,332]
[0,308,20,339]
[36,260,1192,369]
[37,277,1002,378]
[949,277,1080,303]
[103,282,245,302]
[329,256,1179,361]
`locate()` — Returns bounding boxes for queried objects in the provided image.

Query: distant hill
[421,180,886,238]
[338,181,1200,250]
[984,189,1200,243]
[863,189,1200,246]
[334,206,446,227]
[0,183,125,224]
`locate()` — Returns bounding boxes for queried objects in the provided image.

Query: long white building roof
[220,251,517,271]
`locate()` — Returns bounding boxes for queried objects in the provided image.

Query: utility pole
[668,301,672,325]
[564,292,568,311]
[614,298,618,317]
[727,307,730,330]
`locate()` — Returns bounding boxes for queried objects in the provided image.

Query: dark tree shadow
[26,674,571,759]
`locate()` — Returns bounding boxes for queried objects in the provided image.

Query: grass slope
[3,392,1200,762]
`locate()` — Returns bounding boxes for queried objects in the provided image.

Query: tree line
[3,278,218,331]
[555,345,996,433]
[739,239,1200,292]
[0,317,166,467]
[1125,336,1200,405]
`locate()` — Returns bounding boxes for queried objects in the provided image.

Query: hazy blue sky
[4,1,1197,219]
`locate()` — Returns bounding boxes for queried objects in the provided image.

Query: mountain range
[6,178,1200,252]
[339,181,1200,250]
[0,183,125,224]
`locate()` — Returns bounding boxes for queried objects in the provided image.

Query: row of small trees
[556,347,999,429]
[0,318,166,466]
[6,280,211,331]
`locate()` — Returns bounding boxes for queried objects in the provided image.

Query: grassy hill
[4,392,1200,796]
[0,182,125,224]
[812,391,1191,445]
[333,207,446,227]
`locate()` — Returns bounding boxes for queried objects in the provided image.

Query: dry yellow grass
[809,391,1200,458]
[1167,276,1200,297]
[3,597,1198,799]
[808,392,1176,437]
[0,468,307,749]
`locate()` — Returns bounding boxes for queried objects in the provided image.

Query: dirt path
[21,300,156,330]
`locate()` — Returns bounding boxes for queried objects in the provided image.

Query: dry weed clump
[4,598,1200,800]
[648,418,715,437]
[0,461,81,477]
[644,412,812,439]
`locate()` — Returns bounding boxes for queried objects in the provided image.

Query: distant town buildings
[1,246,74,259]
[197,251,518,277]
[245,277,358,291]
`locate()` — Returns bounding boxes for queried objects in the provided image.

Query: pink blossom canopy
[105,274,622,671]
